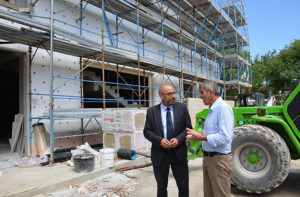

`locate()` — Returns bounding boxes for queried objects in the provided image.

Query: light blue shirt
[202,97,234,154]
[160,103,174,139]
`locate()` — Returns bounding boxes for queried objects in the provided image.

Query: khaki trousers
[203,154,233,197]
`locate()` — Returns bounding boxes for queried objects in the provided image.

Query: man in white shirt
[186,81,234,197]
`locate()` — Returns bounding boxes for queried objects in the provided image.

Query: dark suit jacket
[143,102,192,166]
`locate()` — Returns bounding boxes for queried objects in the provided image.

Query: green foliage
[251,39,300,101]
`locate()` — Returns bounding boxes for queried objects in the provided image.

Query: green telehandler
[187,84,300,193]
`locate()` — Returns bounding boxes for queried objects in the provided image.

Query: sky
[246,0,300,58]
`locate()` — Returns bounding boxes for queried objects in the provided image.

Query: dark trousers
[153,150,189,197]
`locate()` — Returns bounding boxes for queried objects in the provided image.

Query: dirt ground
[48,158,300,197]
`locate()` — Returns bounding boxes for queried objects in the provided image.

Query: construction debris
[117,163,152,172]
[48,172,137,197]
[0,152,41,168]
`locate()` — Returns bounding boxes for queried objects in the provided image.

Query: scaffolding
[0,0,251,162]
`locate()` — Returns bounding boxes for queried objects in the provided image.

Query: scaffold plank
[0,21,224,87]
[222,3,247,26]
[87,0,223,59]
[223,54,250,67]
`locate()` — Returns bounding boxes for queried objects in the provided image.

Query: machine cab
[235,93,265,107]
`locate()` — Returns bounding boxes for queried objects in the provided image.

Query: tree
[251,39,300,101]
[251,50,277,95]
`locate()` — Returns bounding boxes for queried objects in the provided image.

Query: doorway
[0,49,21,153]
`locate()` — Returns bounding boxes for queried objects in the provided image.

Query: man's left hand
[170,138,179,148]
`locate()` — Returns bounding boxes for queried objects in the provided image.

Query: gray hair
[158,84,173,95]
[201,81,221,96]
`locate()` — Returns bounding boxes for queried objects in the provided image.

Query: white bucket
[100,148,114,168]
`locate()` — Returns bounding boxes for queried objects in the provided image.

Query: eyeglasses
[162,92,176,96]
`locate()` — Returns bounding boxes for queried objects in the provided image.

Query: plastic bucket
[73,154,95,173]
[117,149,136,160]
[100,148,114,168]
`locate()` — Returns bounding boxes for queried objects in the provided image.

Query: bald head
[159,84,176,106]
[159,84,174,95]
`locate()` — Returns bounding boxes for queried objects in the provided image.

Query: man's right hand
[161,139,172,148]
[186,128,207,141]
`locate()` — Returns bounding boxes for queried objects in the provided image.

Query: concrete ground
[133,159,300,197]
[1,154,300,197]
[0,154,151,197]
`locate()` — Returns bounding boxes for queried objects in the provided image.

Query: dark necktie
[166,107,174,140]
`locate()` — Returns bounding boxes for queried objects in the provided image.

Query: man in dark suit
[144,84,192,197]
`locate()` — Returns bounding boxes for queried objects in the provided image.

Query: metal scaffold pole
[80,57,83,108]
[137,0,141,108]
[161,4,165,83]
[29,46,32,155]
[49,0,55,165]
[143,69,146,107]
[181,71,184,101]
[117,64,120,108]
[101,0,106,109]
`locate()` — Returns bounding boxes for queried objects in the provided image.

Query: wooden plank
[8,138,12,147]
[0,0,18,10]
[21,124,26,154]
[11,114,21,142]
[10,122,18,151]
[16,124,23,153]
[10,114,23,153]
[9,122,17,147]
[10,114,22,151]
[19,124,24,154]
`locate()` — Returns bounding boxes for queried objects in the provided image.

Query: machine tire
[231,125,290,193]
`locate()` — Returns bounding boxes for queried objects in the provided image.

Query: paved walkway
[0,155,151,197]
[1,151,300,197]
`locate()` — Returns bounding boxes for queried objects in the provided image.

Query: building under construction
[0,0,251,158]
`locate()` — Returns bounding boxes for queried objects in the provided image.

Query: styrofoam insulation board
[29,0,221,77]
[102,108,146,133]
[103,130,150,152]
